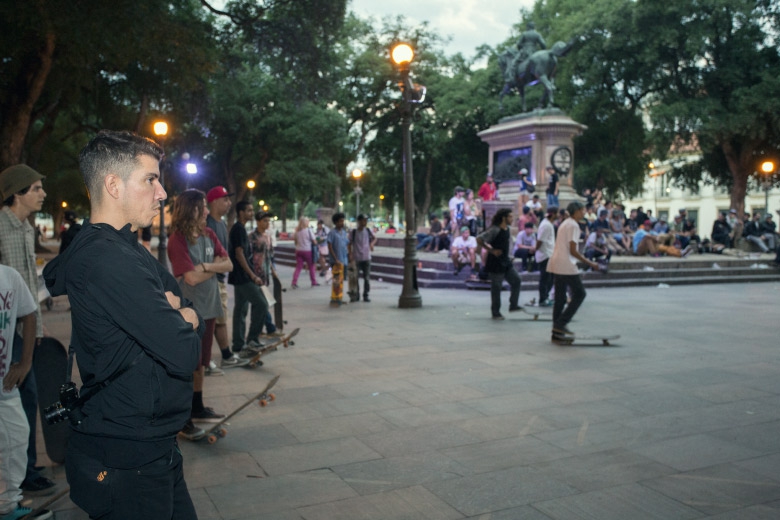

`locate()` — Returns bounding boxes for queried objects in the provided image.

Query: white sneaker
[205,361,224,376]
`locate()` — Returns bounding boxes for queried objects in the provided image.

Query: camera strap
[67,345,145,405]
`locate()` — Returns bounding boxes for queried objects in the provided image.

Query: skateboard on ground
[247,328,300,368]
[552,334,620,346]
[512,307,552,321]
[204,375,280,444]
[347,261,359,302]
[330,262,344,304]
[272,272,286,331]
[34,337,71,464]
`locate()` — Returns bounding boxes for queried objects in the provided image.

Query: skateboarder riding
[547,201,599,339]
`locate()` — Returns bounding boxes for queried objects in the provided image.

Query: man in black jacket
[43,131,202,519]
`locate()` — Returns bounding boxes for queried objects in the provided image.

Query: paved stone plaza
[32,266,780,519]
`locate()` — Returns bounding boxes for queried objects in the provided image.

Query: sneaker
[205,361,224,376]
[508,305,523,312]
[221,354,250,368]
[179,420,206,441]
[20,475,55,496]
[552,325,574,337]
[681,246,693,258]
[246,339,265,351]
[539,299,553,307]
[492,314,505,320]
[238,347,259,359]
[363,296,371,302]
[260,330,284,338]
[191,407,226,423]
[0,505,53,520]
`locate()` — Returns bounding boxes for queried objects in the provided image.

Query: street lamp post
[392,43,425,309]
[153,121,169,268]
[352,168,363,218]
[760,160,775,213]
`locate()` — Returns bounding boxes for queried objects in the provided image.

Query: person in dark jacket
[43,130,202,519]
[58,210,82,254]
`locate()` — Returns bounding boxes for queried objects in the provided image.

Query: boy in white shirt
[547,201,599,339]
[0,265,40,520]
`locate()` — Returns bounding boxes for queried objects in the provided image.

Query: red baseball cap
[206,186,232,203]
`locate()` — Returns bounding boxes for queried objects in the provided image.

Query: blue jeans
[547,194,559,208]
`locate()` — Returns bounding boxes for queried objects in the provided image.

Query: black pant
[66,443,197,520]
[553,274,586,329]
[537,258,553,303]
[356,260,371,297]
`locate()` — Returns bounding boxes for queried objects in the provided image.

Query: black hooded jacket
[44,221,202,467]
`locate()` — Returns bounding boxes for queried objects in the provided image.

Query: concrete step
[273,243,780,289]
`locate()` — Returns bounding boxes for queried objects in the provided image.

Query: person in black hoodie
[43,131,202,519]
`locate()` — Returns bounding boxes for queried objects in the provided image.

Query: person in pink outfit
[291,217,318,288]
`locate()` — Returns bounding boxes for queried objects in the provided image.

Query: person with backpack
[347,214,377,302]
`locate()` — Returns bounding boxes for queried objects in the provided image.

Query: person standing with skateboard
[327,213,349,306]
[43,130,202,518]
[548,201,599,339]
[229,202,269,355]
[205,186,247,371]
[477,208,522,320]
[348,214,376,302]
[168,189,232,436]
[0,265,50,520]
[0,164,56,496]
[249,210,283,337]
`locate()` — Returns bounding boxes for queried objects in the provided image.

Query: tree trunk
[0,31,56,168]
[722,139,757,218]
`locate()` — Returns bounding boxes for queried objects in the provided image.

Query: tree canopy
[2,0,777,227]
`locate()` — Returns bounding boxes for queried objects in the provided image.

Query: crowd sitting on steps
[414,183,780,276]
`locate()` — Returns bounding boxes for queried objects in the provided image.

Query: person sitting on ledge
[633,220,692,258]
[451,226,478,276]
[513,221,537,272]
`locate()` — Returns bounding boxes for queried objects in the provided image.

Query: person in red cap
[205,186,248,372]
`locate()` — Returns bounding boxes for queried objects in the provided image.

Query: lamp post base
[398,234,422,308]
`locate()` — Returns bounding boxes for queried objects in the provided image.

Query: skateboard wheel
[268,393,275,402]
[207,435,218,444]
[259,399,268,407]
[219,428,227,437]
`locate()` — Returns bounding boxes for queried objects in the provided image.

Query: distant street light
[352,168,363,218]
[247,180,256,207]
[153,120,169,268]
[391,42,426,309]
[760,160,775,213]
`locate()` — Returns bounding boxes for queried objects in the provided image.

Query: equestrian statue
[498,22,575,113]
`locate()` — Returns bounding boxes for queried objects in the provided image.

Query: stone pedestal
[316,207,335,227]
[478,109,587,213]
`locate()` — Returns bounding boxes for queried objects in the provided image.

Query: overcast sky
[349,0,535,58]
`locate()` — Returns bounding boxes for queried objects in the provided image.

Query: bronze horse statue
[499,40,573,112]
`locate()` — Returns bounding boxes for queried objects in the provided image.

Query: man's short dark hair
[492,208,512,226]
[332,212,345,225]
[235,200,251,214]
[79,130,163,203]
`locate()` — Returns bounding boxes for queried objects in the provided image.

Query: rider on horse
[506,21,547,82]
